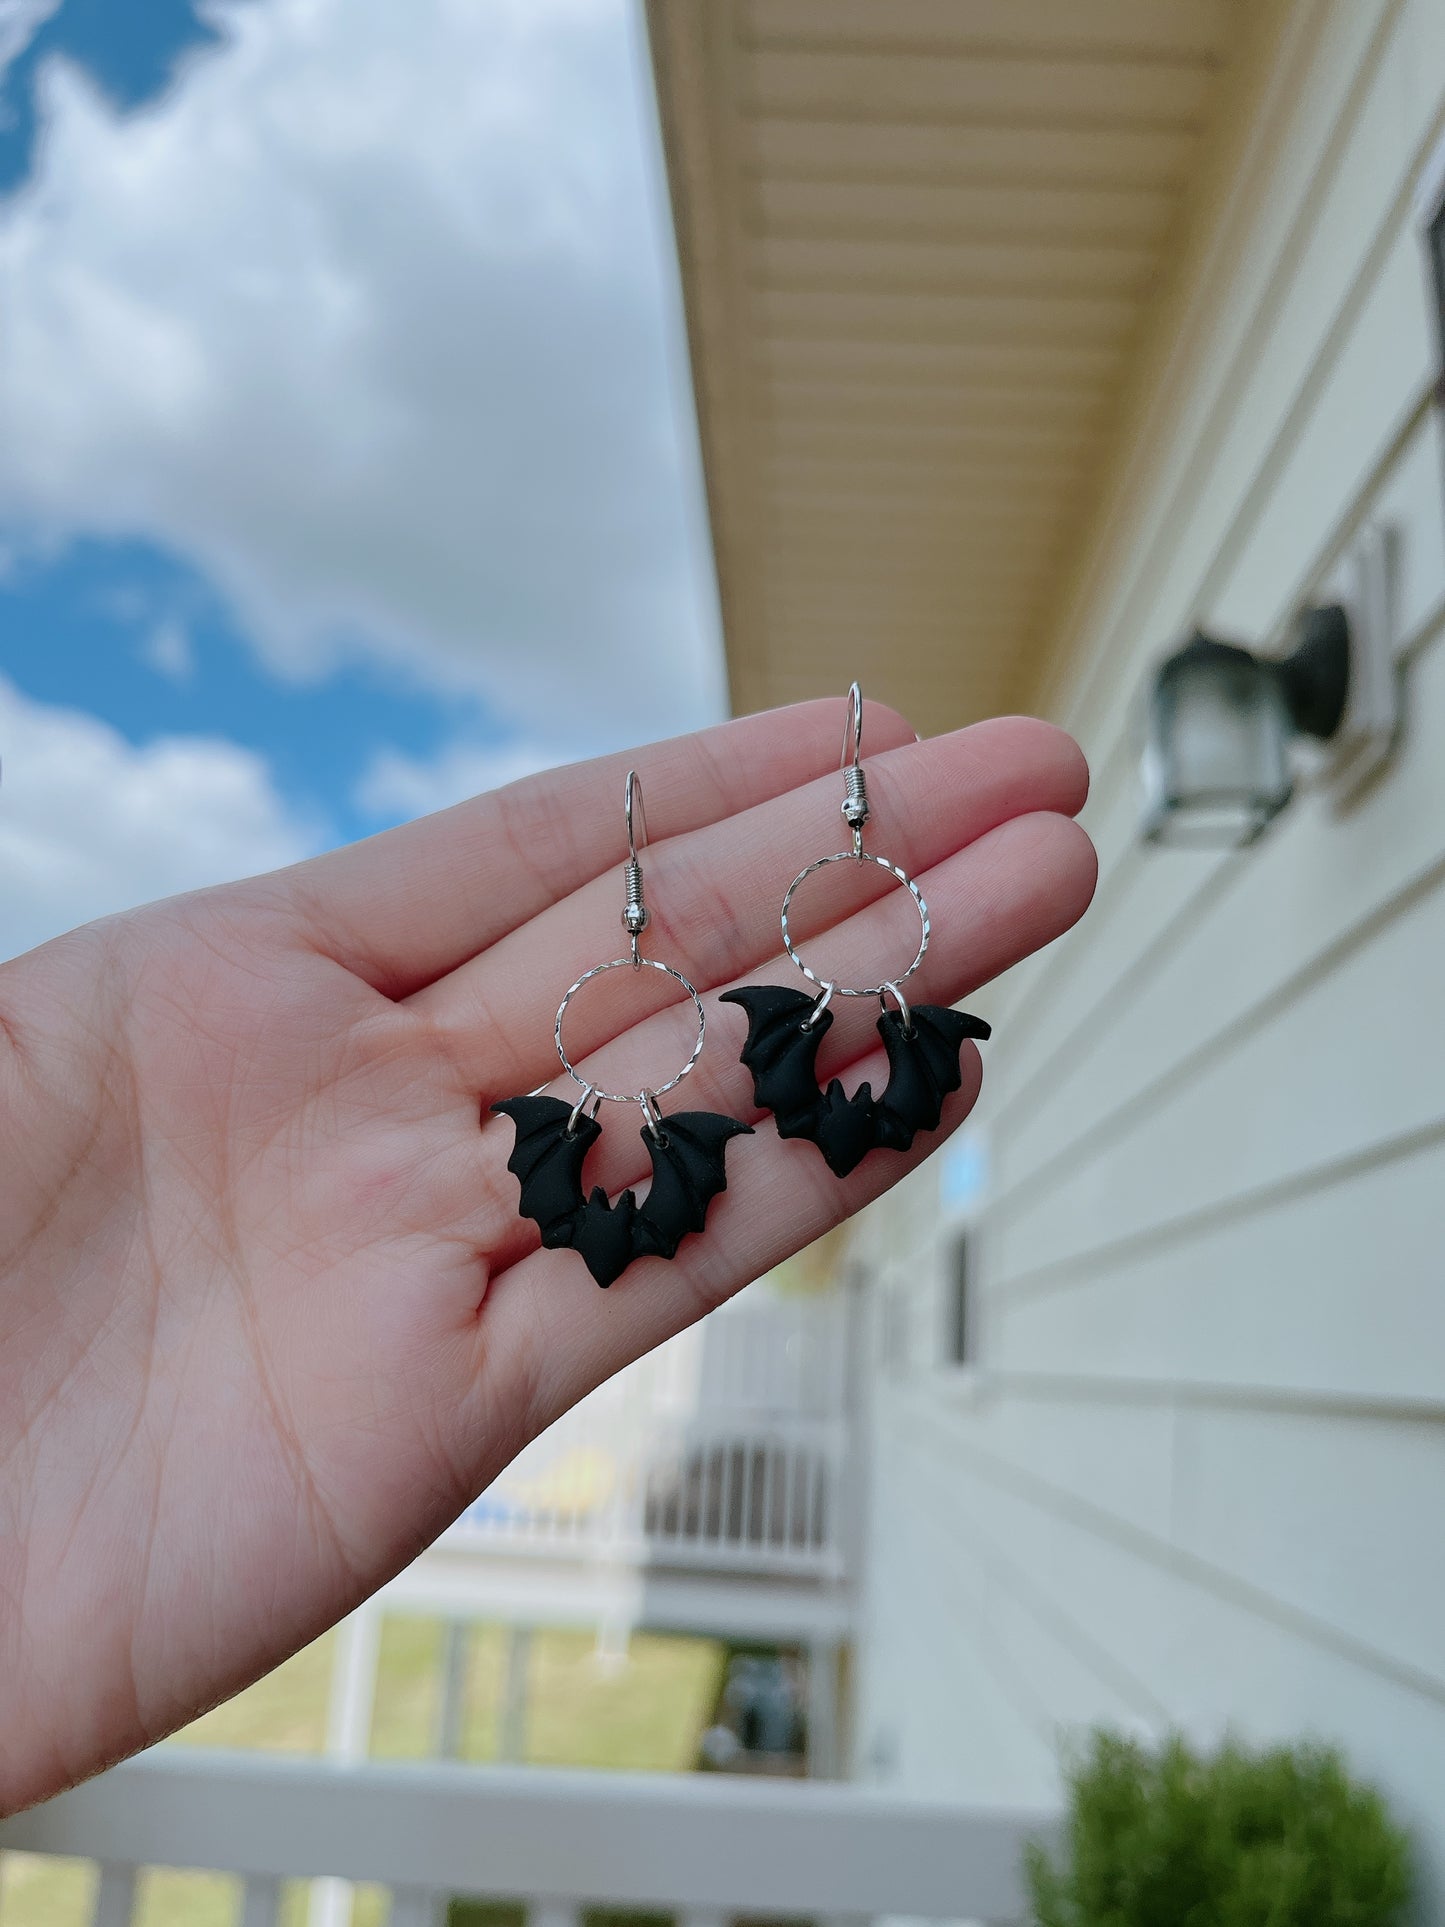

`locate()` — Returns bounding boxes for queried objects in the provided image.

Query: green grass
[1,1620,724,1927]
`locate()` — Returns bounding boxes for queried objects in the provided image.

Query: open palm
[0,700,1093,1810]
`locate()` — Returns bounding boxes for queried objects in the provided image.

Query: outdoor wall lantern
[1140,604,1351,848]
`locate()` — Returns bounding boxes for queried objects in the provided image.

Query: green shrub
[1025,1729,1411,1927]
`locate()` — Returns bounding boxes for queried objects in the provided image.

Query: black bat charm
[490,1094,753,1288]
[721,984,989,1179]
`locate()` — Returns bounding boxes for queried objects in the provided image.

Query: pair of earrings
[492,684,990,1288]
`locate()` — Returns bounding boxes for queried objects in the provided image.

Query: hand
[0,701,1093,1808]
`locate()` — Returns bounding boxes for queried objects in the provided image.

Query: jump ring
[879,980,914,1036]
[554,956,706,1106]
[803,980,836,1030]
[780,850,930,998]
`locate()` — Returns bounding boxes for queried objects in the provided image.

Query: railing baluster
[498,1624,532,1764]
[798,1433,815,1551]
[529,1901,581,1927]
[761,1433,778,1549]
[718,1428,735,1546]
[90,1862,138,1927]
[240,1874,284,1927]
[434,1619,470,1761]
[387,1888,436,1927]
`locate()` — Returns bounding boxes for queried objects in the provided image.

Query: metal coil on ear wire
[841,763,869,829]
[622,858,648,935]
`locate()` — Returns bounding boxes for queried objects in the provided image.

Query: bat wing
[722,982,889,1177]
[720,984,830,1139]
[492,1094,745,1288]
[490,1095,601,1248]
[634,1111,754,1262]
[875,1004,991,1150]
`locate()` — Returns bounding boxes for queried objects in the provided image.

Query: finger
[272,700,918,999]
[417,716,1089,1102]
[467,807,1096,1272]
[464,1042,984,1451]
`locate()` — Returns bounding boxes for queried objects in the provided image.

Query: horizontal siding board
[907,1426,1445,1915]
[901,1382,1445,1695]
[989,868,1445,1282]
[1048,0,1397,747]
[1203,232,1436,644]
[980,750,1172,1048]
[859,1430,1134,1806]
[1173,1407,1445,1693]
[987,1130,1445,1405]
[925,1388,1179,1543]
[986,400,1445,1091]
[992,594,1445,1206]
[981,840,1218,1128]
[925,1489,1168,1738]
[850,1,1445,1900]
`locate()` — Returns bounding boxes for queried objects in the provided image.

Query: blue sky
[0,0,721,958]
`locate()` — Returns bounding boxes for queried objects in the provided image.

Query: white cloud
[0,0,723,752]
[140,613,195,679]
[355,736,561,825]
[0,674,316,960]
[0,0,59,92]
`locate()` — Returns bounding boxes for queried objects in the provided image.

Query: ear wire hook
[623,768,650,965]
[840,681,869,855]
[840,680,863,772]
[625,768,648,865]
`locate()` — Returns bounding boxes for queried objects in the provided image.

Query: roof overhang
[646,0,1250,729]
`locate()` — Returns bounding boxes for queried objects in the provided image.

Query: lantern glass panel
[1142,643,1293,847]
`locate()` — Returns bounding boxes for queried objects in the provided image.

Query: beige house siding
[850,0,1445,1902]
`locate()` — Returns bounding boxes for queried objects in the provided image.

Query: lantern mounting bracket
[1277,603,1350,741]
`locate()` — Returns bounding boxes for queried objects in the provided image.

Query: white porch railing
[0,1748,1058,1926]
[444,1294,854,1583]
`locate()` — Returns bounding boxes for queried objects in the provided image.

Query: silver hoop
[780,849,930,999]
[554,956,706,1106]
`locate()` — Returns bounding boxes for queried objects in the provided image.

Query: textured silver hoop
[554,956,706,1106]
[780,849,930,999]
